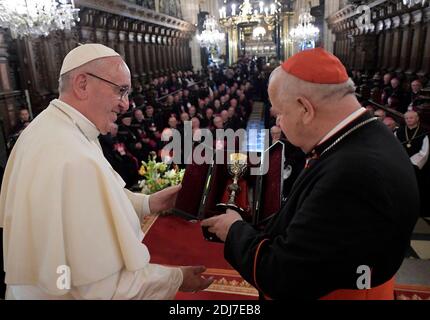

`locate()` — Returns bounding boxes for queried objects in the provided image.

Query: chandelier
[196,15,225,49]
[219,0,281,28]
[252,24,266,39]
[289,6,319,45]
[0,0,80,39]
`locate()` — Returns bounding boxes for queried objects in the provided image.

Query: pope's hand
[149,184,182,214]
[179,266,214,292]
[201,209,243,242]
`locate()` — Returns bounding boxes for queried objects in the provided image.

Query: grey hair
[314,78,356,101]
[58,72,72,93]
[57,58,111,94]
[276,70,356,105]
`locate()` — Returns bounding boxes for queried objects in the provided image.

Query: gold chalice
[216,153,248,215]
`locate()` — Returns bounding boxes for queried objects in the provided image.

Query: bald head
[270,125,282,142]
[268,66,360,152]
[213,116,224,129]
[269,66,356,106]
[405,110,419,128]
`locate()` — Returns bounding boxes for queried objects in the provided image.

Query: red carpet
[142,214,258,299]
[142,214,430,300]
[143,215,232,269]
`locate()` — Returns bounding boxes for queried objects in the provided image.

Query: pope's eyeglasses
[86,72,129,100]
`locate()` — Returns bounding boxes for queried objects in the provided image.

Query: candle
[270,3,276,15]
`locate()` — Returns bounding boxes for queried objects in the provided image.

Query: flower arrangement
[138,152,185,194]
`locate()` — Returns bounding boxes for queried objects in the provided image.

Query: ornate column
[149,25,159,76]
[397,13,412,72]
[382,18,393,70]
[166,29,173,72]
[348,21,356,69]
[153,26,163,75]
[126,20,138,83]
[142,26,152,79]
[339,32,346,65]
[177,36,183,71]
[79,8,96,43]
[176,32,183,71]
[376,20,385,70]
[172,32,179,71]
[117,18,128,59]
[186,34,192,70]
[107,15,119,52]
[389,16,401,71]
[64,26,80,54]
[160,32,169,73]
[135,23,145,84]
[349,28,358,70]
[406,10,424,75]
[94,12,108,45]
[43,31,66,92]
[183,36,188,70]
[165,29,172,73]
[418,7,430,76]
[360,32,377,72]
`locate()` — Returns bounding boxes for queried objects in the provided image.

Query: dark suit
[225,112,419,299]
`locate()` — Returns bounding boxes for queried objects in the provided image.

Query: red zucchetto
[281,48,349,84]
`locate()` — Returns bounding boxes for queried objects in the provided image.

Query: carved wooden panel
[389,16,401,71]
[329,1,429,77]
[173,39,178,71]
[45,30,67,92]
[418,7,430,76]
[3,2,194,126]
[142,37,151,75]
[135,32,144,79]
[418,23,430,76]
[377,32,385,68]
[398,26,412,72]
[28,39,49,95]
[407,22,423,74]
[126,31,137,79]
[162,41,169,72]
[150,44,157,75]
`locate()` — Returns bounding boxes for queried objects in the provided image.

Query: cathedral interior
[0,0,430,300]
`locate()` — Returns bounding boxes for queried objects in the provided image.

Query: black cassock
[225,112,419,299]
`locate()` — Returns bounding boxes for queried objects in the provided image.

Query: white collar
[51,99,100,142]
[317,107,367,146]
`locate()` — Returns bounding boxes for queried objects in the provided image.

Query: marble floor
[399,217,430,286]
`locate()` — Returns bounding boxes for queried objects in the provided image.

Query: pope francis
[0,44,212,299]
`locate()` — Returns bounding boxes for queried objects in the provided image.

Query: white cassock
[0,99,183,299]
